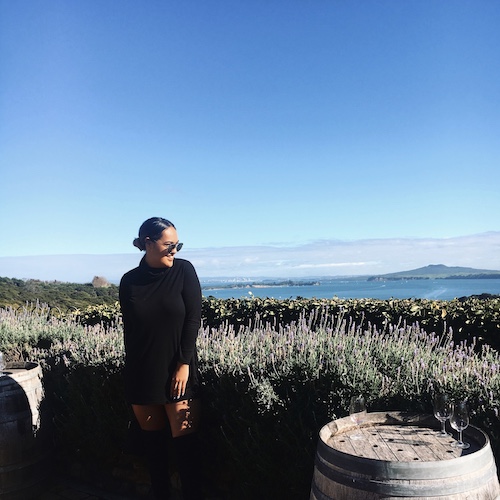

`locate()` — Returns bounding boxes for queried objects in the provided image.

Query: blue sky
[1,1,499,281]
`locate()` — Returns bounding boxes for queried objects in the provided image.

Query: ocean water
[200,278,500,301]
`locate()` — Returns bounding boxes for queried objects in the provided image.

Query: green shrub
[69,301,122,327]
[64,295,500,353]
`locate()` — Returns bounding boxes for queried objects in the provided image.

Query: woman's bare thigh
[165,398,201,438]
[132,404,168,431]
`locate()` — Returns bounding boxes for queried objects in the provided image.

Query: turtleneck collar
[139,255,173,276]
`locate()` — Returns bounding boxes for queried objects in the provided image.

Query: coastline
[200,277,500,301]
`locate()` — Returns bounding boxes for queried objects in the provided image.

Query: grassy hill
[368,264,500,281]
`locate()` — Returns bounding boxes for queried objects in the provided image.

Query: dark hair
[133,217,176,251]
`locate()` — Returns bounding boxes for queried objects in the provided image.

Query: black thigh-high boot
[172,432,203,500]
[143,429,171,500]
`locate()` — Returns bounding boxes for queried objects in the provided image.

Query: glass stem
[441,421,446,434]
[458,429,463,444]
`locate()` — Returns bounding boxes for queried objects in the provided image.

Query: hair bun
[133,238,145,251]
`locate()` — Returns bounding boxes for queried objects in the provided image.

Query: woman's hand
[171,363,189,399]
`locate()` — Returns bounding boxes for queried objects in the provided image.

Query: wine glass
[433,392,452,437]
[450,401,470,449]
[0,352,6,376]
[349,395,367,440]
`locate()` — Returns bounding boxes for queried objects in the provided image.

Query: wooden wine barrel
[0,362,52,500]
[311,411,500,500]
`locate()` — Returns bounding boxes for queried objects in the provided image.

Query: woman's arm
[171,261,202,398]
[178,261,202,365]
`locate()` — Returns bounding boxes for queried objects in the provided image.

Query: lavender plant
[196,310,500,498]
[1,305,499,499]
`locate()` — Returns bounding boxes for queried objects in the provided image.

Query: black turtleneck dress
[119,257,202,405]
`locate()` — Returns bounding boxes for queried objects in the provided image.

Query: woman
[119,217,203,500]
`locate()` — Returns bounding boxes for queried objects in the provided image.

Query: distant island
[368,264,500,281]
[202,279,321,291]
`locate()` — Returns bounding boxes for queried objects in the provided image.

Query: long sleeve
[178,261,202,364]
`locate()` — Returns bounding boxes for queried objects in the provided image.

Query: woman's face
[144,227,181,268]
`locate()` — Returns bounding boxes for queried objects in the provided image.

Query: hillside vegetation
[0,276,119,311]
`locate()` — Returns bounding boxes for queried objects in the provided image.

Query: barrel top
[0,362,42,388]
[5,361,39,372]
[320,411,488,464]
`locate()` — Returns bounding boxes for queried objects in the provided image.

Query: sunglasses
[165,242,183,253]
